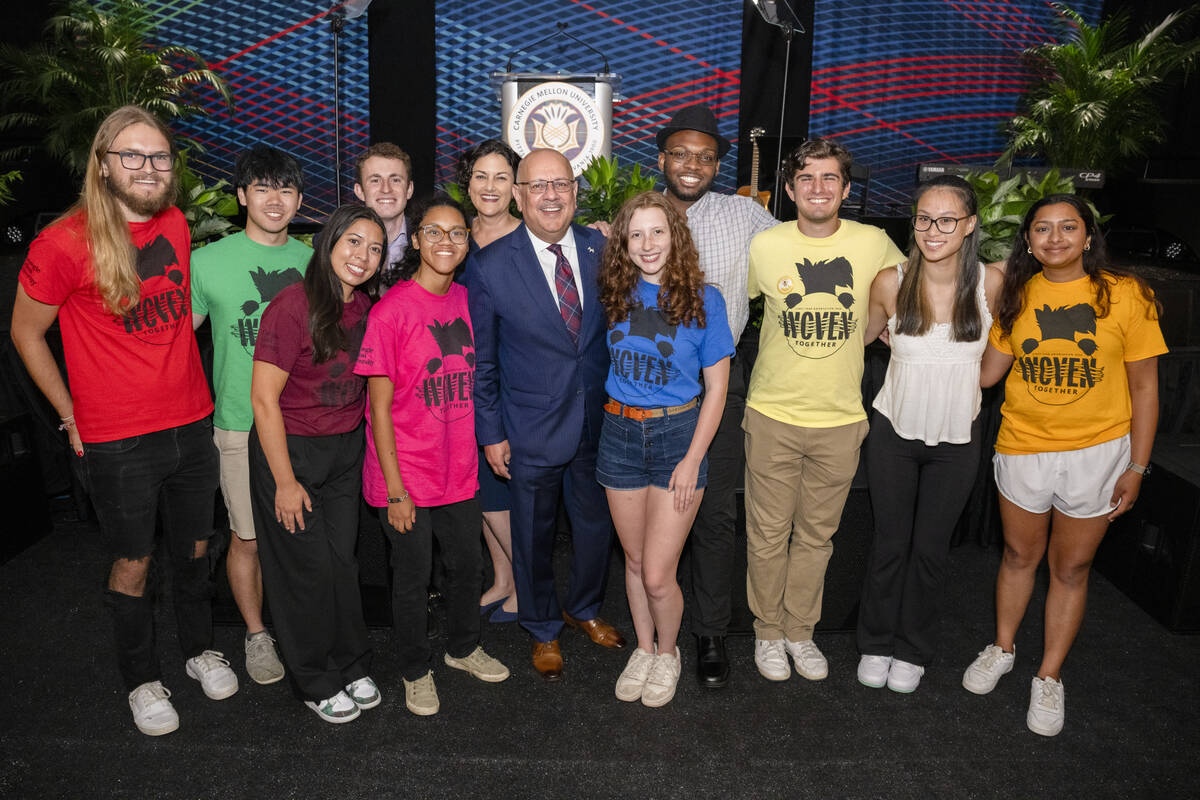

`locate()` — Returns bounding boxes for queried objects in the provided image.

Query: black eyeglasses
[515,179,576,195]
[912,214,970,234]
[418,225,470,244]
[106,150,174,172]
[665,148,717,166]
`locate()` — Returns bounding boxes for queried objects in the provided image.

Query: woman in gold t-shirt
[962,194,1166,737]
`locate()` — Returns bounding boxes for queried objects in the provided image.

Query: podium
[491,71,620,175]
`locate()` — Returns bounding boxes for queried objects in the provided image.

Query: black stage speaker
[1095,437,1200,632]
[0,413,52,563]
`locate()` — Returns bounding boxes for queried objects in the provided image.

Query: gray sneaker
[443,646,510,683]
[245,631,285,685]
[404,671,440,716]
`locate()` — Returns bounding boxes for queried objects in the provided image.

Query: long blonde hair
[61,106,176,315]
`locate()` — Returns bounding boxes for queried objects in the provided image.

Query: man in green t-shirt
[744,139,904,684]
[191,145,311,685]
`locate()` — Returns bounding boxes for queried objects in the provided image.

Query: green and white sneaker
[304,690,361,724]
[345,676,382,709]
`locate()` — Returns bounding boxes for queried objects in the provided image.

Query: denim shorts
[596,404,707,491]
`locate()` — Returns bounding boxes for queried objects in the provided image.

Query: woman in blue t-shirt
[596,191,734,708]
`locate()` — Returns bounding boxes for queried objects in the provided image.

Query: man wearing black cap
[656,104,777,689]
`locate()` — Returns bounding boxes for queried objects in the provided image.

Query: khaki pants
[743,408,869,641]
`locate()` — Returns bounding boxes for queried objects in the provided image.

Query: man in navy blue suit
[465,148,626,681]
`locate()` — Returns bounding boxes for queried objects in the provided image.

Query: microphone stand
[330,8,346,203]
[771,20,793,219]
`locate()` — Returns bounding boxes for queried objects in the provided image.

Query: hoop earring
[1084,243,1091,251]
[1026,246,1032,254]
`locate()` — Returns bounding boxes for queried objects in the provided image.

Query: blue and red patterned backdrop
[433,0,746,194]
[119,0,1102,222]
[808,0,1103,214]
[102,0,370,224]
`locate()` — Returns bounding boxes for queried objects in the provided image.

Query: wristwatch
[387,491,410,504]
[1125,461,1151,477]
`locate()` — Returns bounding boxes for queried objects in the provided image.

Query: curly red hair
[599,192,707,328]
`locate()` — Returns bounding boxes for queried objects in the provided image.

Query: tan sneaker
[443,646,510,682]
[404,671,440,716]
[245,631,285,685]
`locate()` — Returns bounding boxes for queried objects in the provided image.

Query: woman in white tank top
[854,175,1002,694]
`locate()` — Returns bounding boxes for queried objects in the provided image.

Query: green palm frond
[1003,3,1200,173]
[0,0,233,178]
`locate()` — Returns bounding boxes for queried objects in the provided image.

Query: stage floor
[1,501,1198,799]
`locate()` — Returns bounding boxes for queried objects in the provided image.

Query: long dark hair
[996,193,1161,335]
[895,175,982,342]
[599,192,706,328]
[304,205,384,363]
[392,193,467,284]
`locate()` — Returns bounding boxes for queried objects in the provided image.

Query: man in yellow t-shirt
[743,139,904,682]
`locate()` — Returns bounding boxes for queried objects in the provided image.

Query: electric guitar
[736,127,771,209]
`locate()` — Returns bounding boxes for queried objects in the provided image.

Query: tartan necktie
[548,242,581,346]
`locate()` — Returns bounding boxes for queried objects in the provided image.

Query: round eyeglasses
[418,225,470,244]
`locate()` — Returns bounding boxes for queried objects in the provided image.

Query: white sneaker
[128,681,179,736]
[784,638,828,680]
[185,650,239,700]
[1027,676,1066,736]
[305,690,361,724]
[444,646,510,683]
[857,655,892,688]
[962,644,1015,695]
[404,671,440,716]
[641,648,682,708]
[345,676,382,709]
[887,659,925,693]
[615,647,657,702]
[755,639,790,681]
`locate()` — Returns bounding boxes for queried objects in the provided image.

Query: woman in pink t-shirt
[355,195,510,716]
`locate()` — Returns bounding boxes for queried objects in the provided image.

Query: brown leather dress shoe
[562,612,627,649]
[531,639,563,682]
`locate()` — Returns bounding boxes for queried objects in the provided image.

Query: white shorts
[214,427,256,540]
[993,435,1130,519]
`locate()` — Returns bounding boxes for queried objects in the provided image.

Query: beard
[664,169,715,204]
[107,171,177,218]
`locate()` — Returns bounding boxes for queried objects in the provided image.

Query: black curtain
[367,0,437,196]
[736,1,814,202]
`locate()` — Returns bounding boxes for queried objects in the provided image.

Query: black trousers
[380,498,482,681]
[249,425,372,701]
[83,417,219,691]
[686,354,747,637]
[857,413,981,665]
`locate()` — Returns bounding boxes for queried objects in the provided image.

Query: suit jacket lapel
[575,227,604,339]
[512,224,576,348]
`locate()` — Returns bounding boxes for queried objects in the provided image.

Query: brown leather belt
[604,397,698,421]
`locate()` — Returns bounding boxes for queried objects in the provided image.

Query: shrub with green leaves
[966,168,1104,263]
[176,149,239,247]
[576,155,657,225]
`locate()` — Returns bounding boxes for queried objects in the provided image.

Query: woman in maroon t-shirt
[247,205,384,725]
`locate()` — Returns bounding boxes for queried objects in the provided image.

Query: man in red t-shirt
[11,105,237,736]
